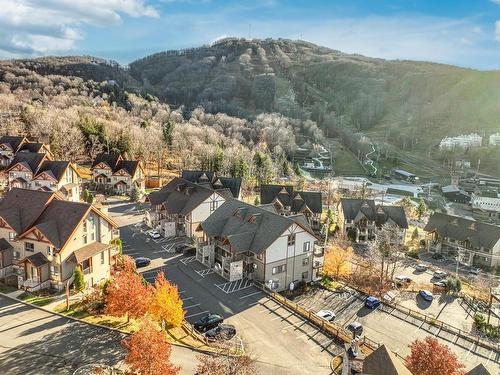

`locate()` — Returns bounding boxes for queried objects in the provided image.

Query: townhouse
[197,200,321,291]
[91,153,145,195]
[181,170,241,198]
[3,152,81,201]
[425,212,500,269]
[147,177,231,239]
[0,135,52,168]
[0,188,120,291]
[259,184,323,231]
[338,198,408,243]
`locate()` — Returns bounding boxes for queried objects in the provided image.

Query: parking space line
[259,305,282,314]
[181,297,193,301]
[414,321,425,333]
[183,304,201,310]
[281,320,307,330]
[185,310,209,319]
[240,291,262,299]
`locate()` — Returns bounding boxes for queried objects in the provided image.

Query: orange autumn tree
[149,272,184,328]
[324,241,353,279]
[106,268,153,322]
[405,337,465,375]
[122,319,180,375]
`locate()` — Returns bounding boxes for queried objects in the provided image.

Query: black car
[135,257,151,268]
[204,324,236,342]
[194,313,224,332]
[175,244,194,254]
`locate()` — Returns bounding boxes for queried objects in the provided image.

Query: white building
[471,193,500,219]
[489,133,500,146]
[439,133,483,150]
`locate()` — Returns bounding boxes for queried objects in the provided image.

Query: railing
[24,279,51,292]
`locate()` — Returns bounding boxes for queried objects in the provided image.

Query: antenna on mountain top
[248,23,252,40]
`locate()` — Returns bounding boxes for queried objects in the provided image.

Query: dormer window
[287,234,296,246]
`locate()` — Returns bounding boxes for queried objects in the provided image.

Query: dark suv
[194,313,224,332]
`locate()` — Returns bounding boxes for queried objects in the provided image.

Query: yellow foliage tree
[149,272,184,328]
[324,244,353,279]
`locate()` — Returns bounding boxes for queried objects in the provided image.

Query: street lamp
[455,247,461,278]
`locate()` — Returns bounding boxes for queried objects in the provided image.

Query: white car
[395,275,412,283]
[316,309,335,321]
[433,270,448,279]
[148,229,161,239]
[415,263,428,272]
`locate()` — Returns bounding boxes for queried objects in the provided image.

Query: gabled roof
[466,364,491,375]
[114,160,140,177]
[0,238,13,252]
[181,170,241,198]
[35,160,70,182]
[18,142,50,156]
[91,153,122,170]
[148,177,217,215]
[22,252,50,268]
[200,199,316,255]
[6,152,47,173]
[363,344,412,375]
[340,198,408,229]
[0,136,27,153]
[0,188,56,233]
[73,242,112,264]
[424,212,500,249]
[260,184,323,214]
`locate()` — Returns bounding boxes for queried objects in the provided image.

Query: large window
[272,264,286,275]
[302,271,309,280]
[287,234,295,247]
[303,241,311,252]
[9,232,15,241]
[100,251,105,265]
[302,257,309,266]
[25,242,34,252]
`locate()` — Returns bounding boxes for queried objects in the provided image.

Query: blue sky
[1,0,500,69]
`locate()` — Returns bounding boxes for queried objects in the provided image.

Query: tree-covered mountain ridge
[3,37,500,151]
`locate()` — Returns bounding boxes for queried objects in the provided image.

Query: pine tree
[412,227,419,240]
[417,198,427,220]
[73,266,84,292]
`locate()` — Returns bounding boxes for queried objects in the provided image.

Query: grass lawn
[18,292,55,307]
[333,148,366,176]
[0,283,18,293]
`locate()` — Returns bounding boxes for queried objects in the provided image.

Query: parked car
[395,275,412,283]
[433,270,448,279]
[469,268,481,276]
[365,296,381,309]
[315,309,336,321]
[432,253,444,260]
[194,313,224,332]
[415,263,428,272]
[419,289,434,301]
[135,257,151,268]
[433,280,447,288]
[346,321,363,336]
[204,324,236,342]
[147,229,161,239]
[174,244,191,253]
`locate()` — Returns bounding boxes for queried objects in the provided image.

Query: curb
[0,291,215,355]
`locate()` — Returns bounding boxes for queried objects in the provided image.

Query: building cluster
[488,132,500,146]
[439,133,482,150]
[0,134,143,291]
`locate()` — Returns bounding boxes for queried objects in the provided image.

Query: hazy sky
[1,0,500,69]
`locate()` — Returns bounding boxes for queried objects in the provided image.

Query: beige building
[91,153,145,195]
[0,188,119,291]
[0,135,52,168]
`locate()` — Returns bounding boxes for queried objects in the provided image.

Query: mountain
[2,38,500,176]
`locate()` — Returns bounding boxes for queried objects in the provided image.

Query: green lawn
[333,148,366,176]
[18,292,54,307]
[0,283,17,293]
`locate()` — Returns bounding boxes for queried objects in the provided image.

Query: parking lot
[291,286,499,373]
[107,200,338,374]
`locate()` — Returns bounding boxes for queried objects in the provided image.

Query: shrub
[419,239,426,247]
[408,248,420,259]
[73,266,85,292]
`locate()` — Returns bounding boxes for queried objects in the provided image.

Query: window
[302,257,309,266]
[47,246,53,256]
[272,264,286,275]
[302,271,309,280]
[83,221,87,232]
[25,242,34,252]
[50,265,59,276]
[91,232,95,241]
[210,200,218,212]
[303,242,311,252]
[9,232,15,241]
[83,235,87,244]
[13,251,20,259]
[257,253,264,261]
[100,251,105,265]
[287,234,295,247]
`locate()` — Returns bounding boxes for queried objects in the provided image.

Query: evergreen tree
[254,196,260,206]
[417,198,427,220]
[162,121,175,146]
[412,227,419,240]
[73,266,84,292]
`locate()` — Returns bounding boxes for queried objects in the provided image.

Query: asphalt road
[107,200,337,375]
[0,295,200,375]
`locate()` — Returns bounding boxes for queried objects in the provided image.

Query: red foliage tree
[105,268,153,322]
[405,337,465,375]
[122,319,180,375]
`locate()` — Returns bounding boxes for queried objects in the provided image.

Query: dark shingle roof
[340,198,408,229]
[466,364,491,375]
[0,238,13,252]
[19,142,45,153]
[424,212,500,249]
[6,152,46,173]
[148,177,215,215]
[35,160,70,182]
[116,160,140,176]
[181,170,241,198]
[260,184,323,214]
[73,242,112,263]
[200,199,315,255]
[23,252,50,268]
[91,153,121,170]
[0,188,55,233]
[363,344,412,375]
[0,136,26,153]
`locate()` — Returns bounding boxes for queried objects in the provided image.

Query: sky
[1,0,500,70]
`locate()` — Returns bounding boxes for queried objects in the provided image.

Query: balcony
[313,245,324,257]
[313,259,324,269]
